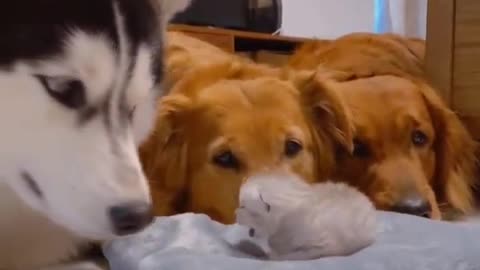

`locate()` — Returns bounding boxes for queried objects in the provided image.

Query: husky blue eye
[36,75,86,109]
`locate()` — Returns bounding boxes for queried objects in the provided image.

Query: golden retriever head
[139,61,353,223]
[333,75,477,220]
[288,32,425,79]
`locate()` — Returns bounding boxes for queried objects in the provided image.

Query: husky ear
[158,0,192,25]
[138,93,192,216]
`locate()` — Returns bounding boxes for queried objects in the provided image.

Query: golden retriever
[288,32,477,220]
[164,31,237,89]
[288,32,425,79]
[139,60,353,224]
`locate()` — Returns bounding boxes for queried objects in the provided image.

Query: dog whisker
[259,194,271,213]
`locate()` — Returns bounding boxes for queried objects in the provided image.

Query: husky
[0,0,191,269]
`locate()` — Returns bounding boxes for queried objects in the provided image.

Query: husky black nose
[109,202,154,236]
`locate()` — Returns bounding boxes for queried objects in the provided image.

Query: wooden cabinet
[168,24,308,54]
[425,0,480,139]
[167,24,310,66]
[169,25,235,52]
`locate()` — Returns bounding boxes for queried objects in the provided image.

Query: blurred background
[281,0,427,39]
[172,0,428,39]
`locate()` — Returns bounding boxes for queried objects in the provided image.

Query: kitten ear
[159,0,192,24]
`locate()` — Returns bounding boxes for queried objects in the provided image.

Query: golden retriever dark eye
[412,130,428,147]
[285,139,303,157]
[212,150,240,170]
[353,139,371,158]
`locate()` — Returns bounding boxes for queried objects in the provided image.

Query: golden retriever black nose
[109,202,154,236]
[391,194,432,218]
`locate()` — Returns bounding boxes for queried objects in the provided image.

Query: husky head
[0,0,190,240]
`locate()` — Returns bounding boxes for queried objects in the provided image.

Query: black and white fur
[0,0,190,269]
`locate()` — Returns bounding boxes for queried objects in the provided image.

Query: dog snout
[109,201,154,236]
[391,193,432,218]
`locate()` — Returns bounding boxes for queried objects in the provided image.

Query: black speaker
[171,0,282,34]
[248,0,282,33]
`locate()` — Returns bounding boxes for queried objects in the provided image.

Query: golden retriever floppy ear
[294,71,354,154]
[138,94,192,216]
[421,83,478,214]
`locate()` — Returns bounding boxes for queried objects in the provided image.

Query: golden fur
[164,31,253,90]
[165,31,230,87]
[139,60,353,224]
[288,33,477,220]
[288,32,425,79]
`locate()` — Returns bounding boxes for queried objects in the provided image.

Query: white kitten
[235,172,377,260]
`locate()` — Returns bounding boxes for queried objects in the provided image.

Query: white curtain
[375,0,427,39]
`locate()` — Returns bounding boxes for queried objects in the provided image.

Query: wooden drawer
[168,24,309,54]
[180,31,235,53]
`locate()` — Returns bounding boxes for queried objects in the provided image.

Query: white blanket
[103,212,480,270]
